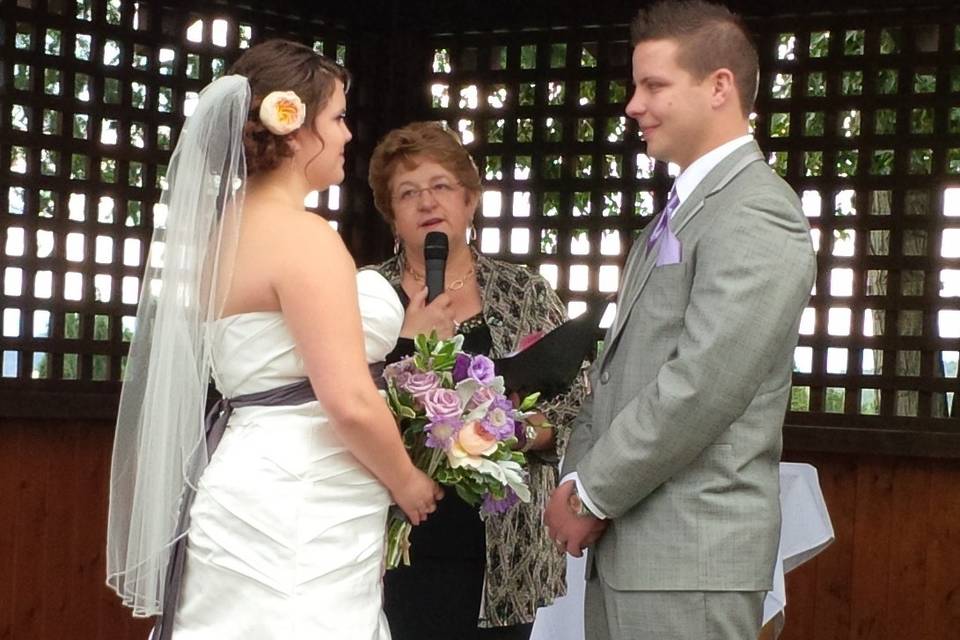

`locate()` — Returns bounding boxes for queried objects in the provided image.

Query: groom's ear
[708,68,737,110]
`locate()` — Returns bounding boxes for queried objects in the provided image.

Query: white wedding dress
[171,270,403,639]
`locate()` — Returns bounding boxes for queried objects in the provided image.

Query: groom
[544,1,816,638]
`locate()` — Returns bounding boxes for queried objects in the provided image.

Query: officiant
[365,121,589,640]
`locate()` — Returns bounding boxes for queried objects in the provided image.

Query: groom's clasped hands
[544,481,608,557]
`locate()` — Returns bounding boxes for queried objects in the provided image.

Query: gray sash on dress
[153,364,387,639]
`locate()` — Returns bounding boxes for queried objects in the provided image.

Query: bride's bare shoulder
[244,203,344,247]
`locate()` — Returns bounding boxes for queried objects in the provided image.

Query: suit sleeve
[560,371,597,476]
[575,192,816,518]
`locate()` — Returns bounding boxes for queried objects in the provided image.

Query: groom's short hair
[631,0,759,116]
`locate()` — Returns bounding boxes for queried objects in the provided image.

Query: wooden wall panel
[780,560,818,640]
[779,453,960,640]
[72,426,104,640]
[12,425,47,640]
[0,421,151,640]
[808,455,857,640]
[886,463,930,639]
[0,425,21,640]
[923,464,960,638]
[849,462,894,639]
[0,425,958,639]
[38,427,74,638]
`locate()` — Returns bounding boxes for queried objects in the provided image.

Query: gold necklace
[403,258,476,292]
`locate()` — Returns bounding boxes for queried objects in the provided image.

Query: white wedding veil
[106,74,250,616]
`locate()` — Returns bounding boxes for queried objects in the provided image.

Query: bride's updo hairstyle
[228,39,350,175]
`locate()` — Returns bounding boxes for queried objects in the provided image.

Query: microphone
[423,231,448,303]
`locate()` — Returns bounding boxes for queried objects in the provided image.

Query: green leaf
[454,484,481,506]
[414,333,429,354]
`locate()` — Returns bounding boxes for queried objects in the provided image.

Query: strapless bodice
[207,270,403,397]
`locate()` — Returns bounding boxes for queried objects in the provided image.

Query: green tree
[35,314,132,381]
[790,386,810,411]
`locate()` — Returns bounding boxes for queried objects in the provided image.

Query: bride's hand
[399,287,457,339]
[392,466,444,525]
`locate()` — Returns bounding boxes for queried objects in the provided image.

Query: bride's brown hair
[228,39,350,175]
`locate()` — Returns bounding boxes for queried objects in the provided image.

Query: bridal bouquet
[382,332,538,569]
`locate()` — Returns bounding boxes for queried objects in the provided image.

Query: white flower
[497,459,531,503]
[258,90,306,135]
[444,450,531,504]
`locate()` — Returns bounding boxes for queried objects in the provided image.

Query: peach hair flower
[258,90,306,135]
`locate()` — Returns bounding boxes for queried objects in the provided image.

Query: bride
[106,39,441,639]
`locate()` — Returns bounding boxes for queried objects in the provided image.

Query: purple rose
[384,358,416,388]
[482,487,519,515]
[514,418,529,447]
[452,353,472,383]
[481,396,517,441]
[401,371,441,400]
[422,388,462,421]
[467,354,496,384]
[424,417,462,451]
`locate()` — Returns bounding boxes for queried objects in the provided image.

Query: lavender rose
[402,371,441,400]
[422,388,462,421]
[383,358,416,388]
[467,354,496,384]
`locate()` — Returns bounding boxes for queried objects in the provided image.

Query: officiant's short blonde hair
[368,121,482,225]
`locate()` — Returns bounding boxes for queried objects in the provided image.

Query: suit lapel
[601,142,765,368]
[672,144,764,236]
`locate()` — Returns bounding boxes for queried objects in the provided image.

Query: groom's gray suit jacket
[562,141,816,592]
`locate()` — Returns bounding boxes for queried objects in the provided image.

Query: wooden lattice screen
[753,17,960,451]
[2,0,959,455]
[424,8,960,455]
[424,29,653,333]
[0,0,356,416]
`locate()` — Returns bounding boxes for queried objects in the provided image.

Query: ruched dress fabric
[171,270,403,639]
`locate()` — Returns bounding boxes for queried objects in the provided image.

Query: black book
[493,302,605,400]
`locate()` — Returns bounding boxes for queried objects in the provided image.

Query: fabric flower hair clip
[258,90,306,135]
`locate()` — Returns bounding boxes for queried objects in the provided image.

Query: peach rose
[456,420,498,457]
[259,90,306,135]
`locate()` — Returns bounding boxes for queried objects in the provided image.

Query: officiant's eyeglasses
[393,181,463,206]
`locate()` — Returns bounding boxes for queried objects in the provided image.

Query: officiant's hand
[392,466,444,525]
[509,393,553,452]
[544,481,608,557]
[400,286,457,339]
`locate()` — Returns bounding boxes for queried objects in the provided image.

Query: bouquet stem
[385,512,412,570]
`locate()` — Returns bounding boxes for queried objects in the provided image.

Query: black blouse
[383,286,492,559]
[384,288,493,364]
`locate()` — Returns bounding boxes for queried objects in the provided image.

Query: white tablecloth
[531,462,834,640]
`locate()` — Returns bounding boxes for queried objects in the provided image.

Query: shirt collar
[673,134,754,206]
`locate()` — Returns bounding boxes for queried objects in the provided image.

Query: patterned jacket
[370,252,590,626]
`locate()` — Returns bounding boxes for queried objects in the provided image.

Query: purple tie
[645,188,682,266]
